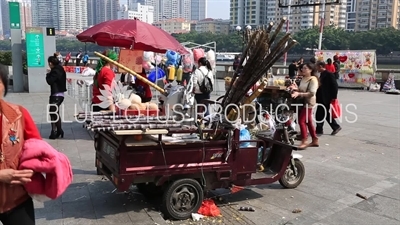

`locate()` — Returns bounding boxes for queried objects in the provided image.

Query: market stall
[315,50,377,88]
[75,18,305,221]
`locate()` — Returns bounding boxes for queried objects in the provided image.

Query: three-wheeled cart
[93,127,305,220]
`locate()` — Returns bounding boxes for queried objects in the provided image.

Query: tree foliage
[0,51,28,74]
[290,26,400,54]
[0,26,399,54]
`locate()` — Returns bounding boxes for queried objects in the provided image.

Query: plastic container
[176,66,183,82]
[168,66,176,81]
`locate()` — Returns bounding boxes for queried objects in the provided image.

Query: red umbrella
[76,19,188,54]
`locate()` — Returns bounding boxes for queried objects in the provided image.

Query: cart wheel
[161,178,203,220]
[279,159,305,189]
[137,183,163,198]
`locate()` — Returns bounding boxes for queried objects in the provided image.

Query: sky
[207,0,230,19]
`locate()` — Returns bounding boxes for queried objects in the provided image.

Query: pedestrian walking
[315,61,342,136]
[289,63,319,149]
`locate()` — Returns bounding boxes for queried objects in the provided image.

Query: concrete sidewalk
[5,88,400,225]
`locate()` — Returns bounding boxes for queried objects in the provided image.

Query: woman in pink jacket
[0,64,41,225]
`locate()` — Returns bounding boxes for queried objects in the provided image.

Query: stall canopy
[76,19,188,54]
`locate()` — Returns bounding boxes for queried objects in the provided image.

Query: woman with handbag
[289,63,319,149]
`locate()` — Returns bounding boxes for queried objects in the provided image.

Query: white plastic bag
[206,50,216,69]
[143,51,154,62]
[369,83,380,92]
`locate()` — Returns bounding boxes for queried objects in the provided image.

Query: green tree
[0,27,399,54]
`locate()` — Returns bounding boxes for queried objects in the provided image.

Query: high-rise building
[158,0,191,21]
[118,3,154,24]
[354,0,399,31]
[31,0,56,28]
[132,0,191,22]
[127,0,145,4]
[87,0,119,26]
[1,0,32,37]
[31,0,87,30]
[191,0,207,21]
[230,0,347,33]
[345,0,357,30]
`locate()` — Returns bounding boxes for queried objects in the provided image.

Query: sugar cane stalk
[268,18,287,46]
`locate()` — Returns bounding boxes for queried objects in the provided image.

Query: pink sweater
[19,139,73,199]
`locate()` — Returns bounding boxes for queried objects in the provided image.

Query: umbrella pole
[94,51,165,94]
[154,60,159,101]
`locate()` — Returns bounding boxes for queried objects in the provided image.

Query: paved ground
[5,86,400,225]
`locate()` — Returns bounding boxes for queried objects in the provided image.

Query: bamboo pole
[94,51,166,94]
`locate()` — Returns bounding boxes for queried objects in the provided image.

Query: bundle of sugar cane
[222,18,297,109]
[225,80,268,122]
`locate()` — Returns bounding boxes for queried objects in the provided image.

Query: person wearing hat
[91,50,119,112]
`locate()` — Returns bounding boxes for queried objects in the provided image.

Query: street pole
[283,0,291,66]
[318,0,326,50]
[9,2,24,92]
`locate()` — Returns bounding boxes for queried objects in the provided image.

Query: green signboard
[9,2,21,29]
[26,28,45,67]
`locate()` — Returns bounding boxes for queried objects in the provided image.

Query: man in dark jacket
[288,60,298,79]
[315,61,341,136]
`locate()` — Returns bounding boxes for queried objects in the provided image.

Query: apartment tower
[230,0,347,32]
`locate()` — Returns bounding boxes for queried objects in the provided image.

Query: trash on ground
[238,206,255,212]
[356,193,368,200]
[191,213,205,221]
[198,199,221,217]
[292,208,302,213]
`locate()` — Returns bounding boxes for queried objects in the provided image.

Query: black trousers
[315,103,340,132]
[48,96,64,123]
[0,198,35,225]
[195,93,211,116]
